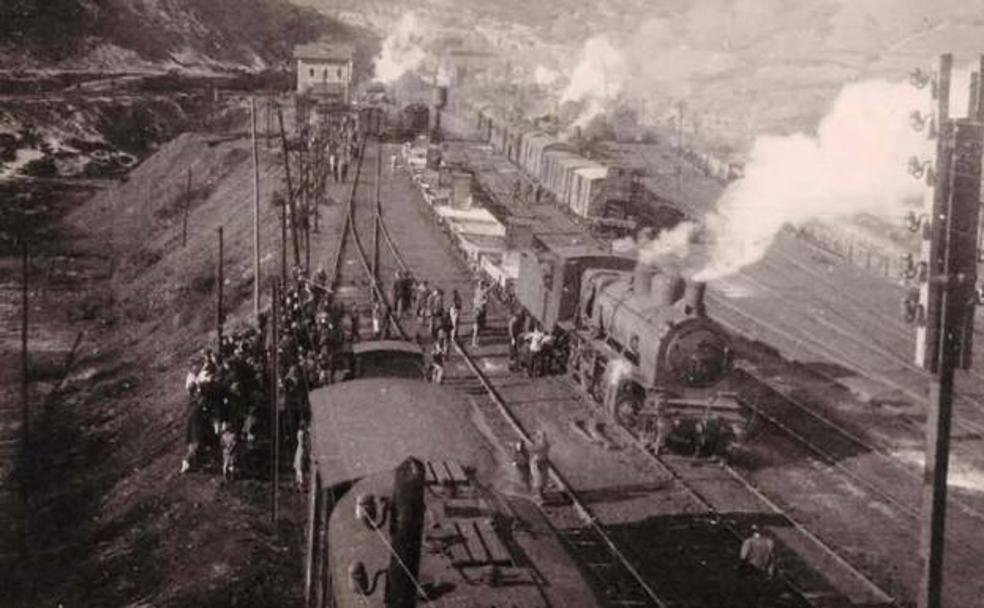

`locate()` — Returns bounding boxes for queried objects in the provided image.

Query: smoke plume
[638,221,699,267]
[374,12,429,84]
[534,65,561,87]
[561,36,628,127]
[694,77,941,280]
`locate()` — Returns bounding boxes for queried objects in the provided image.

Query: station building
[293,42,354,103]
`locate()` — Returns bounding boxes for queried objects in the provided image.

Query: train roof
[575,165,610,180]
[523,131,561,147]
[550,150,605,171]
[308,378,490,488]
[350,340,423,356]
[533,231,612,258]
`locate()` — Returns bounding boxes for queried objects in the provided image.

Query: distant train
[513,232,746,454]
[466,102,744,226]
[475,106,634,221]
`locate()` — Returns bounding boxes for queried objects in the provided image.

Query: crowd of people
[179,265,505,481]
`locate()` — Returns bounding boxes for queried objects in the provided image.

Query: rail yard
[4,3,984,608]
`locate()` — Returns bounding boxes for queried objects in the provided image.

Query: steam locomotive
[514,234,746,454]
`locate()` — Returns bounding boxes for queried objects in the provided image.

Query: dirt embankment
[9,118,314,606]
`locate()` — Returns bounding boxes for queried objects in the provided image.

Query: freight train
[475,107,635,222]
[513,232,746,454]
[466,102,745,226]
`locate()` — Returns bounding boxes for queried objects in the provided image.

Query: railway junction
[3,7,984,608]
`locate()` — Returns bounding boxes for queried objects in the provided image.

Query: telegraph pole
[270,280,280,528]
[915,55,983,608]
[675,100,684,197]
[216,227,224,354]
[20,238,29,453]
[251,97,262,317]
[916,54,952,371]
[182,168,191,248]
[277,107,302,268]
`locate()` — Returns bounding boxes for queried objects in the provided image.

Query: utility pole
[182,168,191,248]
[675,100,684,197]
[20,238,29,453]
[251,97,262,318]
[279,193,288,284]
[915,55,983,608]
[373,140,381,287]
[916,54,952,372]
[266,95,273,150]
[277,107,302,268]
[216,227,224,354]
[271,280,281,528]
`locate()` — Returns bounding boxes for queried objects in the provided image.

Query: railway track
[356,141,843,607]
[733,255,984,434]
[706,287,984,522]
[314,137,984,606]
[329,140,670,607]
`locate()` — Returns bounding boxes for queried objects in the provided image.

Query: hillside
[0,0,358,72]
[6,122,311,606]
[298,0,984,147]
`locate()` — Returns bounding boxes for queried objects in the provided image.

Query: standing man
[512,441,531,492]
[294,420,308,490]
[508,309,525,362]
[430,340,447,385]
[448,292,461,340]
[738,525,776,607]
[392,271,405,318]
[328,149,339,184]
[530,430,551,505]
[524,326,547,378]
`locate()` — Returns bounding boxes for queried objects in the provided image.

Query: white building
[293,43,354,103]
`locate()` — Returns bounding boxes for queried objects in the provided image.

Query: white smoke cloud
[638,221,699,267]
[694,76,942,280]
[534,65,561,86]
[374,12,429,84]
[561,35,629,125]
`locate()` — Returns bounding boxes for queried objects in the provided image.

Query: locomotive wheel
[613,395,642,430]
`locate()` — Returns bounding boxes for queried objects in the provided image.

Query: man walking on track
[738,525,776,607]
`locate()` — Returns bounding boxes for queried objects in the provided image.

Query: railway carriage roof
[575,165,609,180]
[532,234,613,259]
[308,378,487,487]
[553,154,604,172]
[351,340,423,356]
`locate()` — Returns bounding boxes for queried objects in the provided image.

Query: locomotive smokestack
[651,270,684,306]
[683,280,707,317]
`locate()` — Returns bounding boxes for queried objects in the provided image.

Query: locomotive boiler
[573,264,745,452]
[514,234,746,454]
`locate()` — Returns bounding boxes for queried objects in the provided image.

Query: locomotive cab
[514,234,634,332]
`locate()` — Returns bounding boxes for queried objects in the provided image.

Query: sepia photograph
[2,1,983,606]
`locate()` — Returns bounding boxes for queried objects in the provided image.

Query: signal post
[914,55,984,608]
